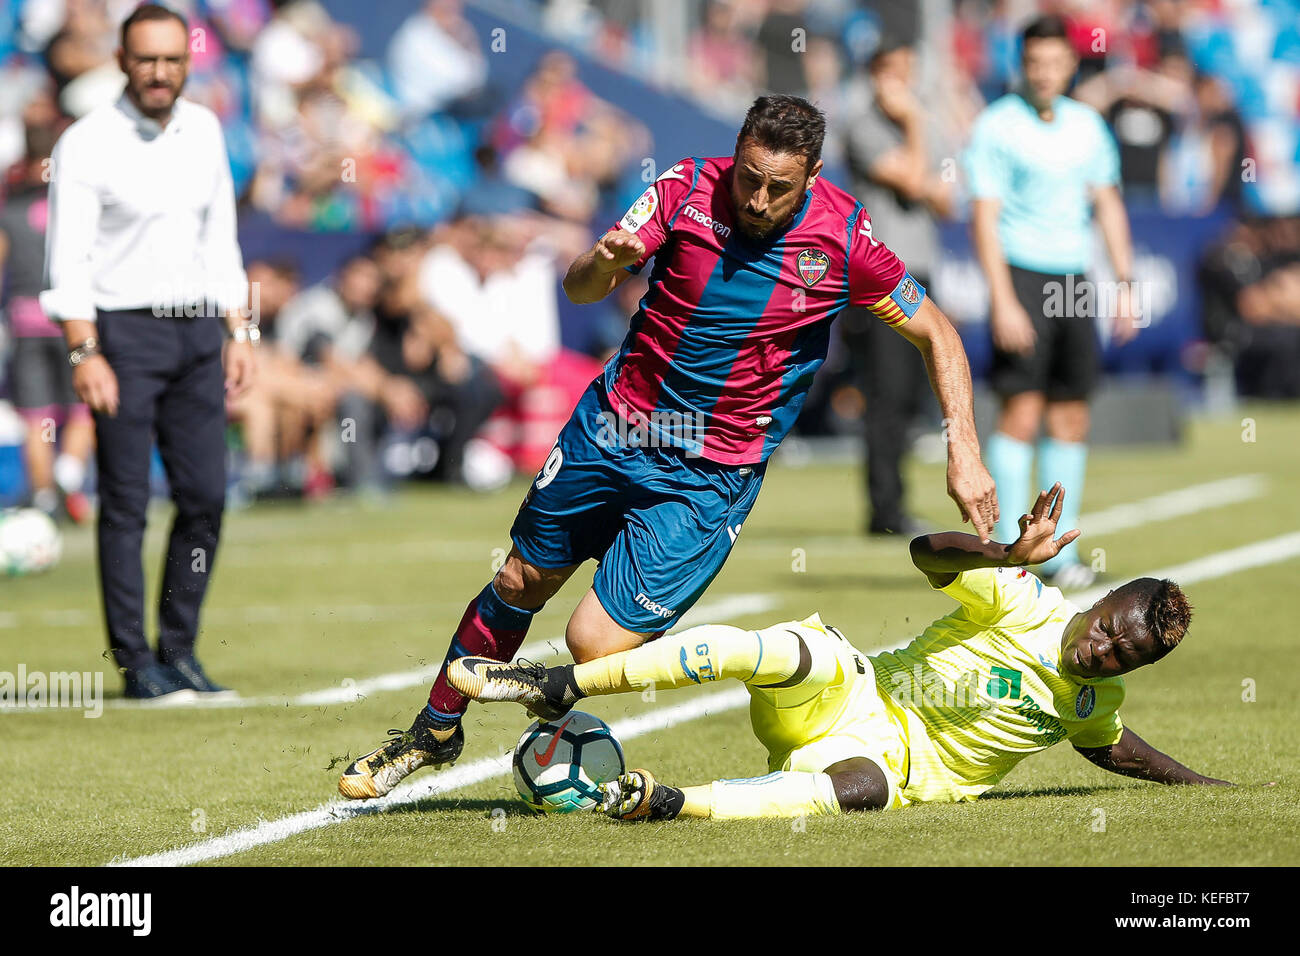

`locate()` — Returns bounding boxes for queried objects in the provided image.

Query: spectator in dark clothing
[757,0,811,95]
[366,229,502,485]
[1198,217,1300,398]
[842,40,953,534]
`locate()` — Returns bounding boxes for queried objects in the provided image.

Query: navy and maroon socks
[425,582,539,726]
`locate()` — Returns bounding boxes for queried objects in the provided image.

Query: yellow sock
[570,651,640,696]
[572,624,802,697]
[679,772,841,819]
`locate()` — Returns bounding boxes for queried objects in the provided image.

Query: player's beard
[130,76,184,120]
[733,186,808,242]
[736,210,776,241]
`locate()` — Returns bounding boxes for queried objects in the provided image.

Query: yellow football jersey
[869,566,1126,804]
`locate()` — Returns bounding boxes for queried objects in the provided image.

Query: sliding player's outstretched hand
[594,230,646,272]
[1006,483,1080,567]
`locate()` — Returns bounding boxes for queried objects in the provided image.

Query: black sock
[543,664,584,707]
[657,785,686,820]
[418,704,459,731]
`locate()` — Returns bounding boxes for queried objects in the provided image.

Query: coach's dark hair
[1121,577,1193,656]
[1021,14,1070,46]
[120,3,189,49]
[735,95,827,169]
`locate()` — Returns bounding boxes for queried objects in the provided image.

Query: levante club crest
[797,248,829,286]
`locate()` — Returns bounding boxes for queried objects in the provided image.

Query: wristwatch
[67,336,100,368]
[230,323,261,344]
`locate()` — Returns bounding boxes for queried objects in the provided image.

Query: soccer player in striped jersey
[452,484,1230,820]
[339,94,998,801]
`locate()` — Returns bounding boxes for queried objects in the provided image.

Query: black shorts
[990,266,1099,401]
[8,336,79,410]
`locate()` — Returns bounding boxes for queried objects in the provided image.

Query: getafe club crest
[797,248,830,287]
[1075,685,1096,719]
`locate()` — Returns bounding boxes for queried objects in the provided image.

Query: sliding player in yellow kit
[450,484,1230,821]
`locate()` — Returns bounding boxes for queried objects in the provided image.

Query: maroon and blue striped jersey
[603,155,927,465]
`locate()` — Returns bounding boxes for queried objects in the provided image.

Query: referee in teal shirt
[964,14,1139,590]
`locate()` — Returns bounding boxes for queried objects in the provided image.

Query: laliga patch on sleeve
[889,272,926,317]
[620,186,659,234]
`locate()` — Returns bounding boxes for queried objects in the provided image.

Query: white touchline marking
[0,602,461,629]
[783,474,1267,554]
[108,530,1300,866]
[1077,474,1266,537]
[108,686,751,868]
[0,593,781,715]
[1073,529,1300,607]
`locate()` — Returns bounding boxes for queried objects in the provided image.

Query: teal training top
[963,93,1120,275]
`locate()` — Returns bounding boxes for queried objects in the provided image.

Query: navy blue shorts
[510,381,766,632]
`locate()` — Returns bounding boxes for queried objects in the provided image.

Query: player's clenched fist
[594,231,646,272]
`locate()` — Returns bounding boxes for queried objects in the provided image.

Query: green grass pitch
[1,405,1296,866]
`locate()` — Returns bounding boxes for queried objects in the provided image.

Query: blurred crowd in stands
[546,0,1299,216]
[1,0,1298,514]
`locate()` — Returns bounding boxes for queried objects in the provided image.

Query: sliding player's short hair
[736,95,827,170]
[1124,577,1193,655]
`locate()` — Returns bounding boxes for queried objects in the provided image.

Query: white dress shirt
[418,242,559,367]
[40,94,248,321]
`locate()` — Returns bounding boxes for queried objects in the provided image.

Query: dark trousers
[843,300,933,529]
[94,309,227,672]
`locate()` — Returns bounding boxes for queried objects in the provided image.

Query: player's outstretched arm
[562,230,643,304]
[895,297,999,541]
[910,483,1080,587]
[1074,727,1233,786]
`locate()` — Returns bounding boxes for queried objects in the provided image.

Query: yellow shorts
[749,616,911,810]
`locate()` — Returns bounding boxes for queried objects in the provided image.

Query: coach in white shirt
[40,4,256,701]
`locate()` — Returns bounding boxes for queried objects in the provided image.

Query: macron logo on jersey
[683,203,731,239]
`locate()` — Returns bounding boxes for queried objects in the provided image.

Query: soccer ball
[0,508,62,576]
[513,711,625,813]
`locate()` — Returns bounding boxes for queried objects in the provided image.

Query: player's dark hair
[1021,14,1070,46]
[869,36,913,70]
[1124,577,1193,655]
[120,3,189,50]
[736,95,826,170]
